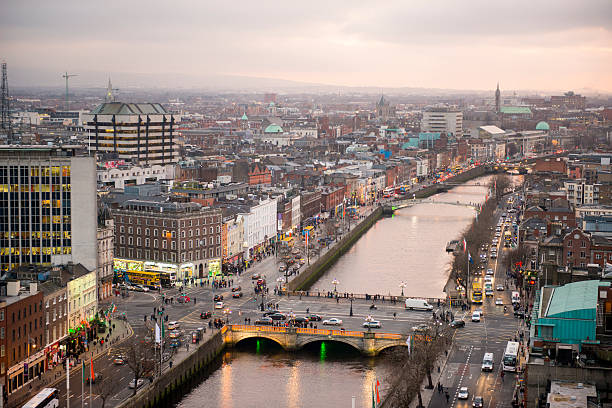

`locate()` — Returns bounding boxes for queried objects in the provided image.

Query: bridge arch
[233,334,288,351]
[375,343,407,355]
[298,337,362,354]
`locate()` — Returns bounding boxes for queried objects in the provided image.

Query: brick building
[40,281,67,371]
[563,228,591,268]
[319,186,346,212]
[300,191,322,220]
[112,200,222,280]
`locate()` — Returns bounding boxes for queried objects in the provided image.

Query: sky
[1,0,611,92]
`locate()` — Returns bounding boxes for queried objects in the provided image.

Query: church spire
[495,82,501,113]
[106,77,114,102]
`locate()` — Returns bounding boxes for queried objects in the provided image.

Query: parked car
[200,311,212,319]
[322,318,343,326]
[128,378,145,389]
[514,310,525,319]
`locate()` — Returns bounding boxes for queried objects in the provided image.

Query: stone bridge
[222,325,407,356]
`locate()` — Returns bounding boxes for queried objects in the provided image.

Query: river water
[176,176,493,408]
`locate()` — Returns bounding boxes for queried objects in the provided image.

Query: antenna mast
[1,62,12,143]
[62,72,78,110]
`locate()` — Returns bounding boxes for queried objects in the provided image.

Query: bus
[502,341,520,372]
[383,187,394,198]
[23,388,59,408]
[471,281,483,304]
[125,270,161,289]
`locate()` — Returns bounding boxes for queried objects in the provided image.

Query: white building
[565,180,601,206]
[242,197,279,259]
[67,265,97,331]
[421,108,463,136]
[97,219,114,300]
[290,196,301,230]
[225,214,245,262]
[415,158,429,178]
[97,163,175,189]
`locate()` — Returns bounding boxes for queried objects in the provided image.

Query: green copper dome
[535,121,550,131]
[264,124,283,133]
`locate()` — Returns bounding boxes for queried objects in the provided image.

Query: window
[145,238,150,247]
[567,251,572,257]
[128,236,133,245]
[596,254,602,259]
[580,251,586,258]
[0,327,4,339]
[137,227,141,235]
[136,237,141,246]
[210,227,213,234]
[181,231,185,238]
[581,241,586,248]
[120,225,125,233]
[567,241,572,247]
[120,236,125,244]
[145,228,150,236]
[128,227,133,234]
[0,310,4,321]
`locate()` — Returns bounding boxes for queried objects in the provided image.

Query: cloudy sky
[1,0,611,92]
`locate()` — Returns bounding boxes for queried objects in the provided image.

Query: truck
[405,298,434,311]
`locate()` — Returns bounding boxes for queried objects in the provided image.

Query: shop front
[44,339,65,370]
[7,349,46,395]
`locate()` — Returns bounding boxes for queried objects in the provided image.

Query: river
[175,176,494,408]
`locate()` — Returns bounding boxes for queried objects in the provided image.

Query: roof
[536,121,550,130]
[90,102,168,115]
[241,113,248,121]
[500,106,532,115]
[546,280,609,318]
[264,124,284,133]
[479,125,506,135]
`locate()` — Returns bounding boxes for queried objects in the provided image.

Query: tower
[1,62,12,142]
[106,77,118,102]
[62,71,78,110]
[495,83,501,113]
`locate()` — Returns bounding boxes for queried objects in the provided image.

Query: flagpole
[467,252,470,303]
[66,358,70,408]
[89,359,92,408]
[81,361,84,408]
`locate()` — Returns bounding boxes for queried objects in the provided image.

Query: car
[363,320,382,329]
[306,314,322,321]
[490,252,497,259]
[200,311,212,319]
[256,279,266,286]
[168,330,181,339]
[486,268,494,276]
[215,301,223,309]
[496,285,504,291]
[411,323,430,333]
[322,318,343,326]
[213,294,223,301]
[232,292,243,298]
[473,396,484,407]
[128,378,145,389]
[231,286,242,292]
[269,313,286,321]
[177,295,190,303]
[86,373,101,384]
[251,274,261,280]
[471,311,481,322]
[450,320,465,328]
[263,310,279,317]
[167,321,180,330]
[255,317,273,325]
[495,298,503,306]
[169,339,181,348]
[514,310,525,319]
[113,356,125,365]
[458,387,469,399]
[291,317,309,324]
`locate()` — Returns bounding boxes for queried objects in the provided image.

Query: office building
[421,108,463,137]
[83,102,179,165]
[0,145,97,274]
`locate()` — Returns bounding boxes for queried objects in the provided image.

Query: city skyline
[1,0,611,93]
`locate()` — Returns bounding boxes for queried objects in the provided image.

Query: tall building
[83,103,179,165]
[0,145,97,274]
[420,108,463,137]
[495,83,501,113]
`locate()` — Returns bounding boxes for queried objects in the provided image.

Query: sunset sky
[1,0,611,92]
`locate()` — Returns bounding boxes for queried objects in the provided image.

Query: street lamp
[399,281,407,297]
[331,279,339,293]
[349,296,354,317]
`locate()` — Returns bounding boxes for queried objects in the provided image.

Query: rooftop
[90,102,169,115]
[500,106,532,115]
[545,280,609,318]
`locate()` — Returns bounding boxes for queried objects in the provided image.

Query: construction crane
[1,62,12,141]
[62,72,78,111]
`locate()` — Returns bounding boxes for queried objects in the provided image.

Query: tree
[489,174,511,201]
[119,329,157,395]
[96,375,119,408]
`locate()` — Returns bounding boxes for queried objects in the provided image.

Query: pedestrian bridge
[383,198,480,214]
[222,325,407,356]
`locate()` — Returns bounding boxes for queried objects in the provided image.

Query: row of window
[116,215,221,226]
[117,246,221,262]
[119,225,220,237]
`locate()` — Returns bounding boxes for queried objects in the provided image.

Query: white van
[482,352,494,371]
[405,298,434,311]
[511,291,520,305]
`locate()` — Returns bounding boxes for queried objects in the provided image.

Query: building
[97,163,175,189]
[0,280,44,397]
[66,264,97,332]
[40,280,67,370]
[564,180,601,206]
[224,214,244,265]
[0,145,98,274]
[83,102,179,165]
[112,200,222,279]
[97,218,114,300]
[495,83,500,113]
[420,108,462,137]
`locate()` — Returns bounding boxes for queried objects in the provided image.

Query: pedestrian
[445,392,449,403]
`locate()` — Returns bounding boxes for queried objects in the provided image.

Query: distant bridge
[222,324,407,356]
[383,198,480,214]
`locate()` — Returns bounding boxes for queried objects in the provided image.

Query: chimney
[29,282,38,295]
[7,280,20,296]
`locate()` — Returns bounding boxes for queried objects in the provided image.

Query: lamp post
[331,279,339,293]
[349,296,354,317]
[399,281,407,297]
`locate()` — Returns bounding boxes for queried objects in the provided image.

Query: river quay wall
[287,206,383,292]
[117,330,225,408]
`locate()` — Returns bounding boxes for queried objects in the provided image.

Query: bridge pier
[362,331,377,357]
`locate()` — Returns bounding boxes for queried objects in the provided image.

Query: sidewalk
[7,318,133,408]
[413,350,451,408]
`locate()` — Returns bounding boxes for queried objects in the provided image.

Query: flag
[406,335,412,355]
[90,358,95,382]
[82,361,86,383]
[155,323,161,344]
[375,380,381,404]
[371,383,376,408]
[463,238,467,253]
[468,252,473,264]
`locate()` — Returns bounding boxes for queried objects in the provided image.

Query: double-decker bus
[502,341,520,371]
[125,270,161,288]
[471,281,483,304]
[383,187,394,198]
[23,388,59,408]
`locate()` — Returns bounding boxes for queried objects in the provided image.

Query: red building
[563,229,591,268]
[319,186,346,212]
[248,163,271,186]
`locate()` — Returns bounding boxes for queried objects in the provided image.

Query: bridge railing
[375,333,403,340]
[228,325,404,340]
[230,324,287,333]
[278,290,446,306]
